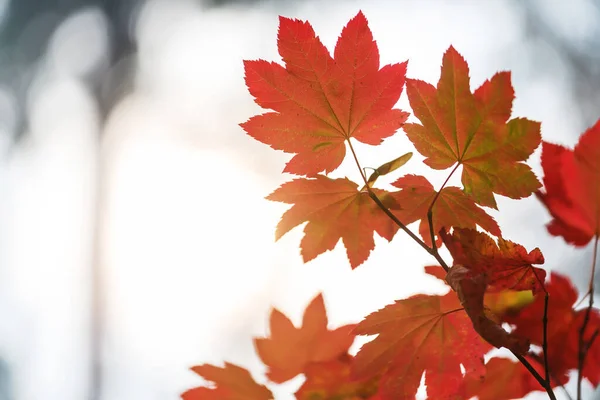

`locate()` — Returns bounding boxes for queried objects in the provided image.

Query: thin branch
[542,293,551,384]
[367,190,449,271]
[530,353,573,400]
[515,354,557,400]
[577,235,599,400]
[347,141,555,399]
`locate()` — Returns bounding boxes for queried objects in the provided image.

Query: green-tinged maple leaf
[463,357,549,400]
[295,354,379,400]
[353,293,491,400]
[181,362,273,400]
[390,174,500,246]
[267,175,400,268]
[241,11,408,176]
[441,228,546,293]
[404,46,541,208]
[254,293,356,383]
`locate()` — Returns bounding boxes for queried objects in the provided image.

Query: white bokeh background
[0,0,597,399]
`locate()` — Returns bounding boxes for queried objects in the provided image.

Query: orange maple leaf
[390,174,500,246]
[353,293,491,400]
[537,118,600,246]
[295,354,379,400]
[441,228,546,293]
[267,175,400,268]
[254,293,356,383]
[181,362,273,400]
[241,11,408,176]
[504,272,600,387]
[404,46,541,208]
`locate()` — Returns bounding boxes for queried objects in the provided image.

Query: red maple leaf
[181,362,273,400]
[254,293,356,383]
[537,118,600,246]
[463,357,549,400]
[390,174,500,246]
[241,11,408,176]
[441,228,546,293]
[404,46,541,208]
[267,175,400,268]
[504,272,600,386]
[352,293,491,399]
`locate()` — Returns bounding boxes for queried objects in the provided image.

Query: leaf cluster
[185,11,600,400]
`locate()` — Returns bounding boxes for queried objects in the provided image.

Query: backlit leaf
[254,293,356,383]
[390,174,501,246]
[241,12,408,176]
[182,362,273,400]
[353,293,491,400]
[267,175,400,268]
[537,118,600,246]
[404,46,541,208]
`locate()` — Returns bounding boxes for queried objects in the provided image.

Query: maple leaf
[241,11,408,176]
[267,175,400,268]
[441,228,546,293]
[295,354,379,400]
[254,293,356,383]
[390,174,501,246]
[463,357,547,400]
[504,272,600,386]
[181,362,273,400]
[352,293,491,400]
[537,118,600,246]
[404,46,541,208]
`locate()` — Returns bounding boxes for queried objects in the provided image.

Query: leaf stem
[577,235,599,400]
[426,162,461,251]
[347,139,369,185]
[346,139,450,272]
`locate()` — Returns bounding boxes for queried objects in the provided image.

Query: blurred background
[0,0,599,399]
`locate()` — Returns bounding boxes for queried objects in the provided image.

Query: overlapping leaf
[241,11,408,176]
[267,175,400,268]
[504,272,600,386]
[537,118,600,246]
[441,228,546,293]
[390,174,500,245]
[182,362,273,400]
[353,293,491,400]
[446,265,530,354]
[424,264,535,315]
[404,46,541,208]
[254,293,356,383]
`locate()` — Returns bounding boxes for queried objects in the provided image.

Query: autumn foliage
[184,11,600,400]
